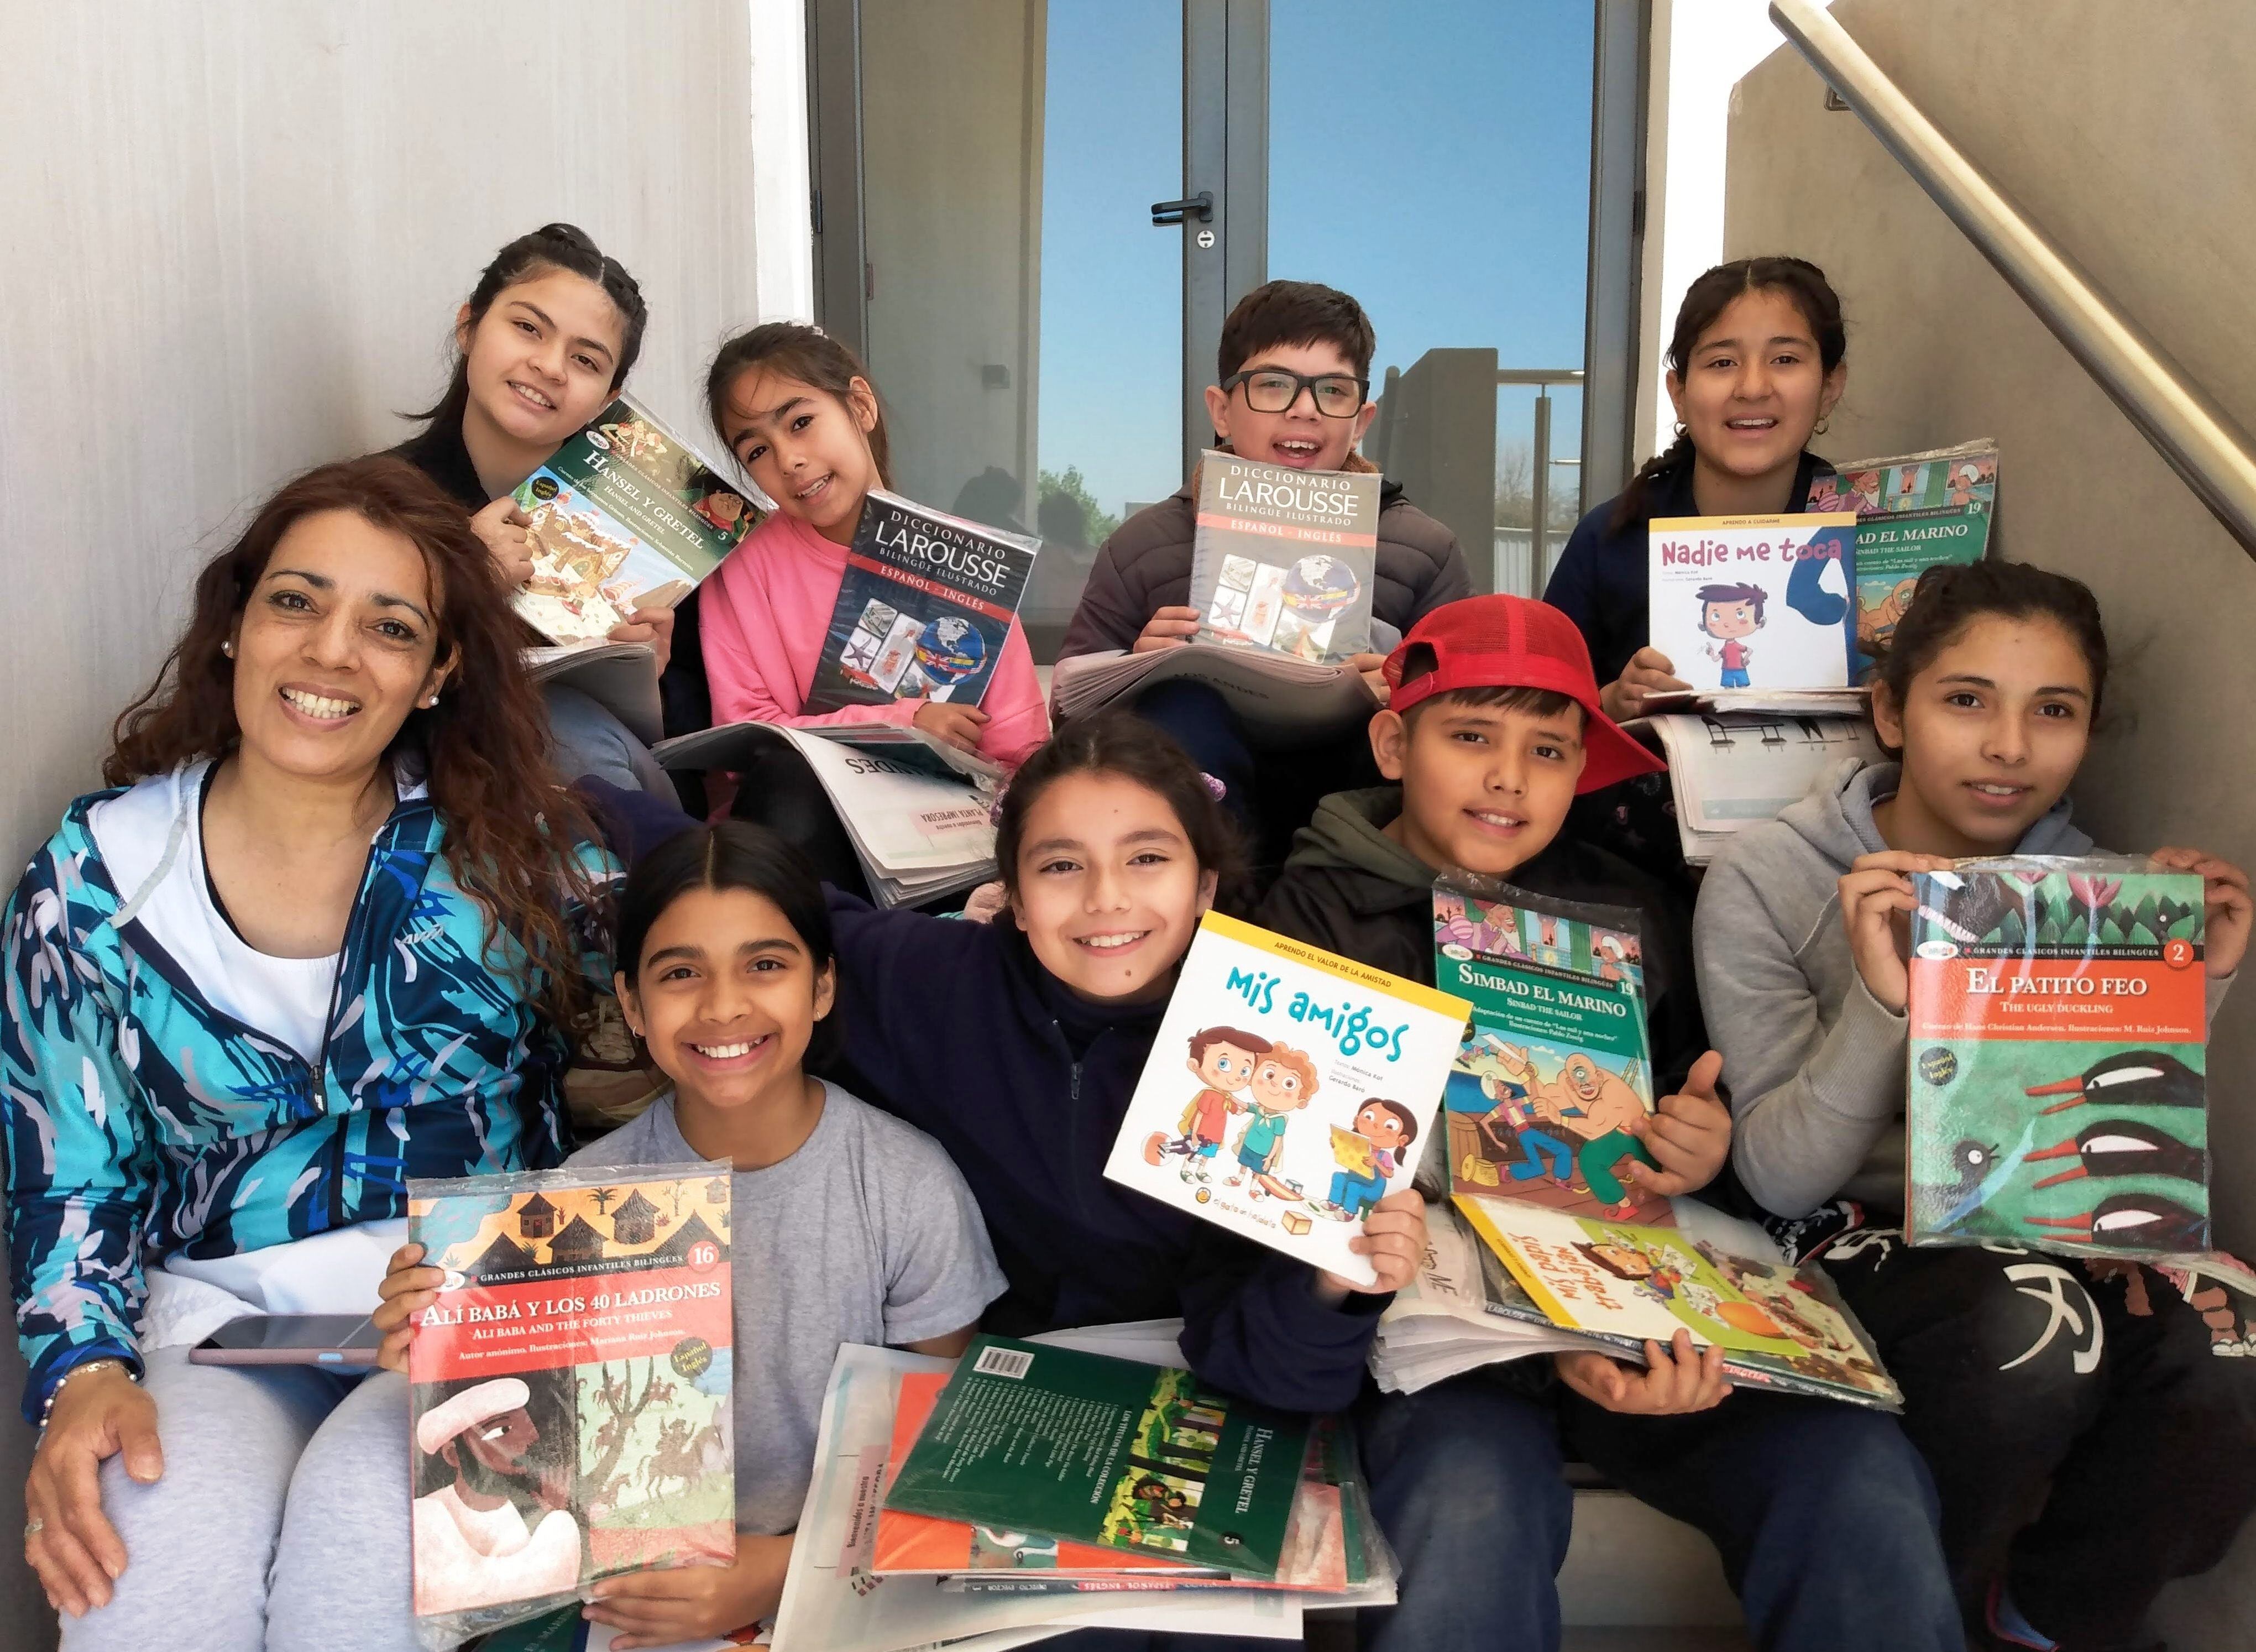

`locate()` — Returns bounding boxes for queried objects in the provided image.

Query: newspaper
[1049,645,1379,750]
[654,722,1000,908]
[1639,712,1883,864]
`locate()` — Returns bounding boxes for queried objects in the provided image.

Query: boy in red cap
[1253,593,1959,1652]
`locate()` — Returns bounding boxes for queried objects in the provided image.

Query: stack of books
[772,1327,1397,1651]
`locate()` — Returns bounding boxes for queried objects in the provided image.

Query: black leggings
[1822,1232,2256,1644]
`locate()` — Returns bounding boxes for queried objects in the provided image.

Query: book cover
[512,395,760,644]
[1454,1196,1901,1408]
[1189,452,1382,663]
[1102,912,1470,1286]
[406,1167,736,1638]
[1433,882,1666,1223]
[805,492,1041,715]
[1906,858,2208,1254]
[1807,440,1996,658]
[881,1336,1308,1578]
[1646,514,1860,694]
[875,1372,1208,1578]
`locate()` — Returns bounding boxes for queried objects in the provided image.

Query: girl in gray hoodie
[1694,561,2255,1651]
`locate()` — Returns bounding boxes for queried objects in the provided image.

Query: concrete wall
[858,0,1045,526]
[0,3,784,1641]
[1728,6,2256,1641]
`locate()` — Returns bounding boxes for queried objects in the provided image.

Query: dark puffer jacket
[1058,454,1473,658]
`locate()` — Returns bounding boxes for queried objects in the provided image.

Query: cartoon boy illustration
[1483,1047,1579,1188]
[1316,1098,1419,1220]
[1694,582,1768,689]
[1225,1044,1318,1196]
[1165,1026,1270,1183]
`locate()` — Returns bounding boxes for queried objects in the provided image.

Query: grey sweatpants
[60,1347,422,1652]
[543,683,673,796]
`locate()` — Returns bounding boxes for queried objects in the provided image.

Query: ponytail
[1610,255,1847,532]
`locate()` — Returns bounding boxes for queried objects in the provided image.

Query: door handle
[1150,191,1214,227]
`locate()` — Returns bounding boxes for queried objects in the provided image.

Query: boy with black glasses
[1059,281,1472,867]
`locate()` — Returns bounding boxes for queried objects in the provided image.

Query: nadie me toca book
[1906,856,2209,1256]
[511,394,760,645]
[1189,451,1382,664]
[881,1335,1310,1580]
[1102,912,1470,1287]
[1807,438,1997,659]
[406,1164,736,1642]
[805,490,1041,715]
[1454,1196,1902,1410]
[1645,513,1860,693]
[1433,880,1668,1224]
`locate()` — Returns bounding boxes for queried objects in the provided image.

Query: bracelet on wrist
[39,1357,138,1431]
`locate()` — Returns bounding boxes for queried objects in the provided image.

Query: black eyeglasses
[1221,368,1369,418]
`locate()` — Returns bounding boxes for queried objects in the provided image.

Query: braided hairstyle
[412,223,650,430]
[1610,257,1846,532]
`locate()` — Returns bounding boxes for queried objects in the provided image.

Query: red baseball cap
[1383,594,1666,793]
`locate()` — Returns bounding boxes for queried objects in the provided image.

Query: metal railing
[1768,0,2256,560]
[1498,368,1586,587]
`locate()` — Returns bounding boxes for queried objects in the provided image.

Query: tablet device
[189,1314,383,1367]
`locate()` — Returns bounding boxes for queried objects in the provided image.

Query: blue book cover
[806,492,1041,715]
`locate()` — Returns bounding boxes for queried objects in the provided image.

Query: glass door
[812,0,1617,652]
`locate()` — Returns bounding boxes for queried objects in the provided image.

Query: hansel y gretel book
[1434,881,1666,1224]
[406,1165,735,1646]
[1646,514,1859,694]
[881,1336,1310,1579]
[1190,451,1382,663]
[1906,856,2209,1256]
[1102,912,1470,1287]
[1807,438,1996,657]
[1455,1198,1902,1410]
[512,395,760,644]
[805,492,1040,715]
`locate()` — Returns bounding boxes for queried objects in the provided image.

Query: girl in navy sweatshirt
[1545,255,1848,723]
[818,712,1427,1415]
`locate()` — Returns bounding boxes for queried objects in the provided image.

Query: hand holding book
[1554,1330,1732,1415]
[1313,1188,1428,1307]
[373,1241,445,1373]
[1838,850,1958,1013]
[1600,645,1692,724]
[1620,1050,1731,1201]
[2147,845,2252,977]
[585,1534,792,1650]
[1134,604,1203,653]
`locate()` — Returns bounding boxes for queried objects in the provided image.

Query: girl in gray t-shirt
[378,822,1003,1648]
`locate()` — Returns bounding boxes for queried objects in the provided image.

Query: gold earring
[1815,417,1831,436]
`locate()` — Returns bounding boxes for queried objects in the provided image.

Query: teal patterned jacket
[0,773,616,1422]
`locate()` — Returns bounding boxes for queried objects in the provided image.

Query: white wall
[0,3,802,1641]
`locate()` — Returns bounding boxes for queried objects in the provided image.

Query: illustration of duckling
[2024,1051,2204,1114]
[2025,1192,2206,1252]
[2024,1118,2208,1190]
[1938,1138,2005,1205]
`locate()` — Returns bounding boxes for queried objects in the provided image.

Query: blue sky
[1036,0,1595,522]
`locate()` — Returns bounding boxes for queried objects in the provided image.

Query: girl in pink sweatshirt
[699,324,1049,780]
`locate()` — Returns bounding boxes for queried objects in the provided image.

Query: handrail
[1768,0,2256,560]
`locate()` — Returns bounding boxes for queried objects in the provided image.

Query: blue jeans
[1359,1371,1960,1652]
[543,682,672,795]
[1561,1388,1961,1652]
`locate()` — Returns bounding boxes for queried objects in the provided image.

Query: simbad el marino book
[1906,856,2210,1255]
[881,1336,1308,1579]
[1102,912,1470,1287]
[1433,879,1667,1224]
[805,491,1041,715]
[406,1164,736,1643]
[1807,439,1996,661]
[511,395,760,645]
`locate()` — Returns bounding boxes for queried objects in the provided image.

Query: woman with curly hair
[3,454,615,1649]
